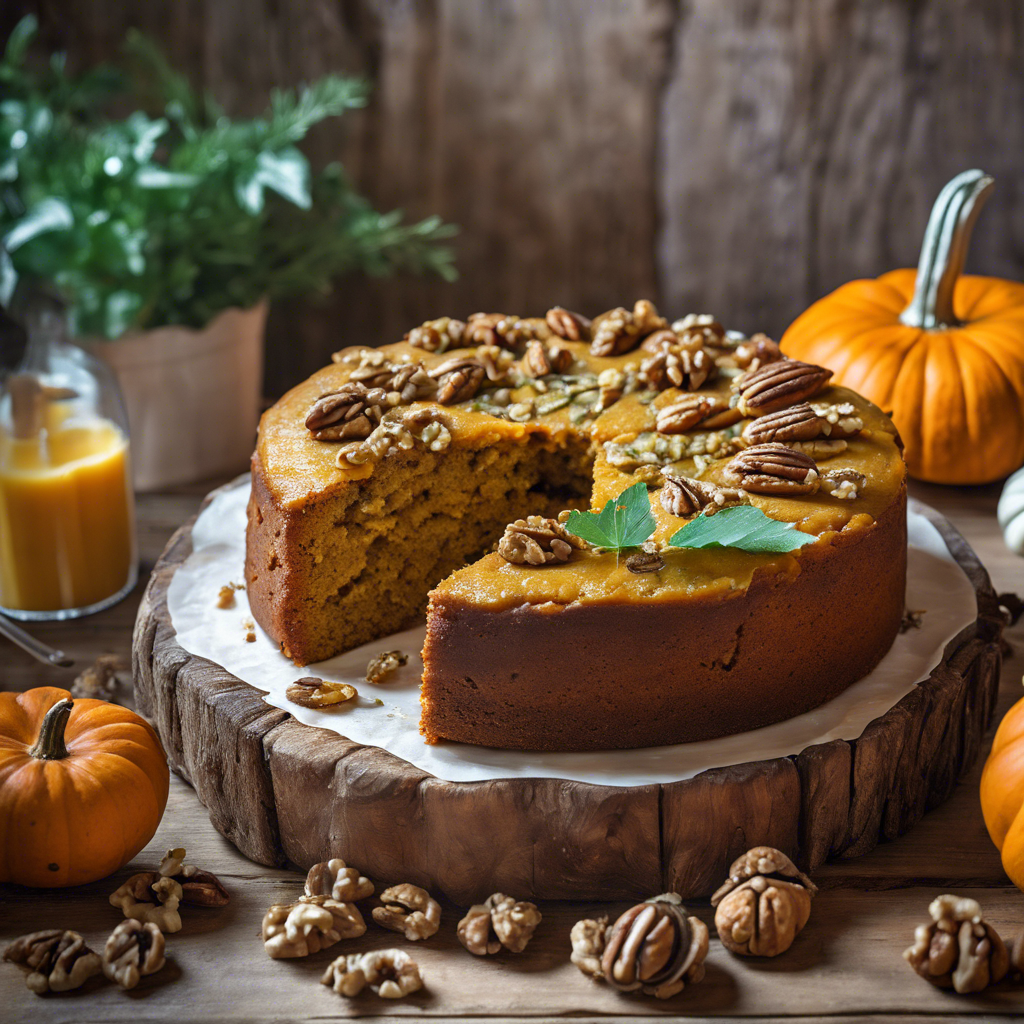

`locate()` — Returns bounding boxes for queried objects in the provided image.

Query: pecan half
[743,402,862,446]
[286,677,357,709]
[522,339,573,378]
[733,358,832,416]
[626,542,665,574]
[430,356,486,404]
[4,929,102,994]
[590,299,668,357]
[724,443,820,496]
[711,846,817,957]
[497,516,586,565]
[660,473,750,518]
[640,345,713,392]
[655,394,718,434]
[306,382,388,441]
[546,306,592,341]
[601,894,710,1000]
[905,895,1009,994]
[405,317,466,353]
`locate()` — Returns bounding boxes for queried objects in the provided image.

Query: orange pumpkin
[782,169,1024,484]
[981,693,1024,891]
[0,687,169,887]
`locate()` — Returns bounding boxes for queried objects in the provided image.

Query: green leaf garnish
[565,482,656,551]
[668,505,814,553]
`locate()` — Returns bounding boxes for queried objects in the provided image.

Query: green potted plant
[0,17,455,488]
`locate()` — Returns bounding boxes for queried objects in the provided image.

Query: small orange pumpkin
[782,169,1024,484]
[0,687,169,887]
[980,692,1024,891]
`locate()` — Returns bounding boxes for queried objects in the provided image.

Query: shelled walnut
[372,884,441,941]
[365,650,408,685]
[3,929,102,994]
[590,300,668,357]
[262,898,364,959]
[403,316,466,353]
[571,894,709,1000]
[497,516,586,565]
[904,895,1009,993]
[711,847,817,957]
[546,306,592,341]
[322,948,424,999]
[305,858,374,902]
[102,920,166,990]
[109,873,183,932]
[457,893,542,955]
[157,847,230,907]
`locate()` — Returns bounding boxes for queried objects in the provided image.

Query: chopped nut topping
[671,313,727,349]
[655,394,719,434]
[711,846,817,957]
[900,608,926,633]
[305,858,374,902]
[546,306,592,341]
[365,650,408,684]
[497,516,586,565]
[306,382,390,441]
[69,653,126,701]
[262,900,361,959]
[724,442,820,496]
[372,884,441,941]
[403,317,466,353]
[810,400,863,437]
[475,344,516,382]
[3,929,102,994]
[733,358,833,416]
[660,473,750,518]
[601,894,710,999]
[590,299,668,357]
[820,467,866,500]
[507,399,534,422]
[570,916,609,979]
[430,355,486,404]
[157,847,230,907]
[322,948,424,999]
[109,873,183,933]
[640,345,713,392]
[102,920,165,990]
[458,892,542,956]
[286,677,357,709]
[904,894,1009,994]
[733,332,783,371]
[626,541,665,574]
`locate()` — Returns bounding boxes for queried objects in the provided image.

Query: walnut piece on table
[321,948,424,999]
[109,873,183,933]
[365,650,408,685]
[3,929,102,994]
[372,884,441,941]
[157,847,230,907]
[457,892,542,956]
[102,920,166,990]
[305,858,374,902]
[286,677,357,709]
[262,899,363,959]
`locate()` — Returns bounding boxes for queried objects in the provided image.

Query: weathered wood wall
[7,0,1024,392]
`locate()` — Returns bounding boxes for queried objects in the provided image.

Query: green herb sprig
[0,17,457,338]
[564,482,656,551]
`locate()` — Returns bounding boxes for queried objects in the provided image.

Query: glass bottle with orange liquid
[0,297,136,619]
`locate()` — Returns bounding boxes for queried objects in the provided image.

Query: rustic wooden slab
[131,495,1004,903]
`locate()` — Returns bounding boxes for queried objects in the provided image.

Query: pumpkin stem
[900,169,994,330]
[28,698,73,760]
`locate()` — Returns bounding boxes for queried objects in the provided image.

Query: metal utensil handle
[0,612,74,668]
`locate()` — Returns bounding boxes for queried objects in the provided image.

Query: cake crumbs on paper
[216,582,245,609]
[242,617,257,643]
[900,608,926,633]
[365,650,408,684]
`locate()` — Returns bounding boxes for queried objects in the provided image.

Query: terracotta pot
[86,302,266,490]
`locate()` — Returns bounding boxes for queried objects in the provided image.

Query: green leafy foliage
[0,17,457,337]
[668,505,814,553]
[565,482,656,551]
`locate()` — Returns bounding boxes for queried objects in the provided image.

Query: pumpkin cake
[246,303,907,752]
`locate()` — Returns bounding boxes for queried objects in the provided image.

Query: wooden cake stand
[133,496,1004,905]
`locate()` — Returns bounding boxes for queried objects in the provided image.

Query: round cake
[246,302,907,752]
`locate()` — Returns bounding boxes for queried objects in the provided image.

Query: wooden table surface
[2,477,1024,1022]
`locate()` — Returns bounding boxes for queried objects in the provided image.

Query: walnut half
[457,893,542,955]
[3,929,102,994]
[109,873,183,933]
[262,899,364,959]
[305,858,374,902]
[102,920,166,990]
[322,948,424,999]
[372,884,441,941]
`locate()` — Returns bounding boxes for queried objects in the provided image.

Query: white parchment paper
[167,479,978,786]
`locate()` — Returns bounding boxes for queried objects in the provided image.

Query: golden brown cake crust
[420,483,907,751]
